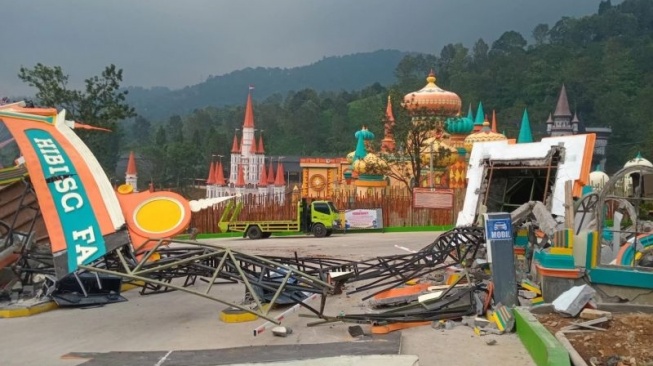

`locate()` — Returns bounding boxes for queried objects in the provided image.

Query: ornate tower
[125,151,138,192]
[380,95,396,153]
[549,85,574,136]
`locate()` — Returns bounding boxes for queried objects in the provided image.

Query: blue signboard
[483,212,518,307]
[485,217,513,241]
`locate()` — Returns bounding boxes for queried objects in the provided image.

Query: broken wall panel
[457,134,595,227]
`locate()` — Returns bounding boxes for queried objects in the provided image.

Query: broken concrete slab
[579,309,612,321]
[552,284,596,317]
[272,326,293,337]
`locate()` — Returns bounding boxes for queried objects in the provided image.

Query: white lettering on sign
[490,231,511,239]
[73,226,98,265]
[34,138,85,213]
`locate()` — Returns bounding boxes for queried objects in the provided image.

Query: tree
[472,39,489,67]
[166,115,184,142]
[490,31,527,56]
[532,24,550,46]
[18,63,135,173]
[132,116,151,144]
[379,102,451,193]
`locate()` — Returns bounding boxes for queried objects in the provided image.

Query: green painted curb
[514,307,571,366]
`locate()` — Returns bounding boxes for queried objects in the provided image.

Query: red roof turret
[274,161,286,186]
[126,151,137,175]
[206,162,215,185]
[231,135,240,153]
[214,161,226,186]
[257,134,265,154]
[243,88,254,128]
[267,159,276,185]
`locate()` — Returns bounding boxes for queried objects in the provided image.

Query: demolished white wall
[456,134,593,227]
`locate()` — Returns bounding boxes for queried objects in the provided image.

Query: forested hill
[124,49,408,120]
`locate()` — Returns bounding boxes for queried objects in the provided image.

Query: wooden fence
[190,187,464,234]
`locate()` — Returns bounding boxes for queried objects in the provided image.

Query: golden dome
[353,153,387,175]
[463,120,507,152]
[402,70,462,116]
[421,137,459,168]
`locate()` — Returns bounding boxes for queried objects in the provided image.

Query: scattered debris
[580,309,613,321]
[271,326,293,337]
[348,325,365,338]
[553,284,596,317]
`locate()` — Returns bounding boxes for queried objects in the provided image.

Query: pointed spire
[206,162,216,185]
[275,161,286,186]
[474,102,485,125]
[126,151,137,175]
[491,110,498,133]
[257,134,265,154]
[231,134,240,153]
[243,87,255,128]
[554,84,572,117]
[572,112,580,123]
[267,159,276,185]
[385,95,395,122]
[546,113,553,123]
[235,164,245,187]
[258,162,268,187]
[517,109,534,143]
[467,103,474,121]
[214,161,226,186]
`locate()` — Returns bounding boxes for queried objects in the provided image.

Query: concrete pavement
[0,232,534,366]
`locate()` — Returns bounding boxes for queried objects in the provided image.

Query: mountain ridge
[124,49,409,120]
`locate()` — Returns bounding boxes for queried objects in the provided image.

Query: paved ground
[0,232,534,366]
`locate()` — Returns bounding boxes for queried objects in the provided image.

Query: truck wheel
[312,223,327,238]
[325,230,333,237]
[261,232,272,239]
[247,225,263,240]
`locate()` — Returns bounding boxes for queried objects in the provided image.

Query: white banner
[344,209,383,229]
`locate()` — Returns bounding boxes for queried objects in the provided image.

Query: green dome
[445,117,474,135]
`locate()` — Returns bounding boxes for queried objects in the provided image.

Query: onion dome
[421,137,459,168]
[353,153,388,175]
[463,119,507,152]
[445,116,474,135]
[589,165,609,190]
[402,70,462,116]
[624,152,653,169]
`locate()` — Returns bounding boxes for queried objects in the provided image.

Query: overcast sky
[1,1,603,96]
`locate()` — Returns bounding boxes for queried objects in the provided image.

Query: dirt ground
[537,312,653,365]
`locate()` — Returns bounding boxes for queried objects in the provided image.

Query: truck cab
[300,199,341,237]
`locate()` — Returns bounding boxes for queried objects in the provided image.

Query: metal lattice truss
[79,239,334,324]
[4,178,486,323]
[262,226,485,301]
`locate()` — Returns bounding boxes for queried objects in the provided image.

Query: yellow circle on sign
[134,198,184,234]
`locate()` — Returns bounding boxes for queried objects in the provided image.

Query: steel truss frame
[260,226,485,301]
[79,239,334,324]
